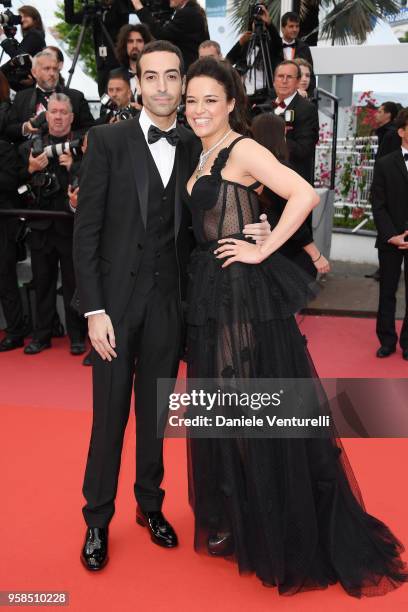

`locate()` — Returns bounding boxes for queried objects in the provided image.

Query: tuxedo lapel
[127,120,149,229]
[395,151,408,187]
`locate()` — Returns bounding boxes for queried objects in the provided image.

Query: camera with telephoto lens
[100,94,137,122]
[0,8,22,27]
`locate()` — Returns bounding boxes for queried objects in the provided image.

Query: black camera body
[32,135,84,160]
[1,53,33,91]
[0,8,22,27]
[248,1,265,28]
[100,94,137,122]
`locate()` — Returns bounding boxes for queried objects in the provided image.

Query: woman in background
[252,112,330,277]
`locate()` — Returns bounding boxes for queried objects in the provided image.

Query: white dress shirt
[274,91,297,116]
[85,107,178,317]
[282,39,296,60]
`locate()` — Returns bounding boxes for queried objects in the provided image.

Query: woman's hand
[242,213,271,244]
[313,253,330,274]
[215,238,265,268]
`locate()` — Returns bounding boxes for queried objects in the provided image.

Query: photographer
[5,50,95,143]
[97,68,138,124]
[18,93,87,355]
[131,0,209,70]
[64,0,131,96]
[0,70,11,137]
[115,23,152,100]
[0,79,26,351]
[0,5,45,59]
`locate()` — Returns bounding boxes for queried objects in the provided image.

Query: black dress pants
[376,249,408,349]
[0,219,25,338]
[30,229,86,344]
[82,284,182,527]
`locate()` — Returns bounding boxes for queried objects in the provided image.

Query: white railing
[315,136,378,228]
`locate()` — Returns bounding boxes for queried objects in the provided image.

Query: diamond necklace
[195,129,232,179]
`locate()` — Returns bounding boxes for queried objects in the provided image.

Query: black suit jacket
[73,118,200,323]
[376,124,401,160]
[136,1,209,70]
[371,149,408,251]
[281,92,319,184]
[5,86,95,143]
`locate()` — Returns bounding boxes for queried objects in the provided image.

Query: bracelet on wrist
[312,252,322,263]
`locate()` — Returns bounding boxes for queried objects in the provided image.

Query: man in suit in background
[272,60,319,184]
[371,109,408,360]
[5,51,94,143]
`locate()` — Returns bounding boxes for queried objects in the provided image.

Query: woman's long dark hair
[186,57,250,135]
[19,5,45,33]
[251,113,289,163]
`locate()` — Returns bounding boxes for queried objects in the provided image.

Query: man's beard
[129,51,139,62]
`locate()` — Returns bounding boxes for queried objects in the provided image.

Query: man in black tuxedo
[5,51,94,144]
[371,109,408,360]
[74,40,269,571]
[272,60,319,184]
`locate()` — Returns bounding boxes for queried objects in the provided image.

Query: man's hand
[88,313,117,361]
[239,31,252,46]
[23,119,40,136]
[242,213,271,244]
[68,185,79,209]
[59,151,73,171]
[259,4,271,26]
[130,0,143,10]
[28,150,48,174]
[388,231,408,249]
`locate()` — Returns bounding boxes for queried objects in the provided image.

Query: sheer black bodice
[184,137,408,597]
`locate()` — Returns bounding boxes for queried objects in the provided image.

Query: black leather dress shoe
[0,336,24,352]
[402,349,408,361]
[376,346,396,358]
[136,507,178,548]
[81,527,108,571]
[24,340,51,355]
[208,533,234,556]
[70,342,86,356]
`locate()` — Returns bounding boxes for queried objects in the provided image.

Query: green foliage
[399,31,408,43]
[54,1,97,80]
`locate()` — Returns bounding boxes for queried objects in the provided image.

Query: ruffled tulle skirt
[185,239,408,597]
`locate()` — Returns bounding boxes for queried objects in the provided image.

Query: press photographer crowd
[0,1,407,363]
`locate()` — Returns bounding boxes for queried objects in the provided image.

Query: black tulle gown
[185,137,408,597]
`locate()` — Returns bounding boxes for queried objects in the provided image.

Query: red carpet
[1,316,408,611]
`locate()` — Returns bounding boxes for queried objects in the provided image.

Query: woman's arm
[234,139,319,258]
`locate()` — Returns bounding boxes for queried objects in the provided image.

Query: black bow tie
[147,125,179,146]
[282,42,295,48]
[404,153,408,161]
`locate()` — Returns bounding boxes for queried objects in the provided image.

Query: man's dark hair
[115,24,153,66]
[395,108,408,131]
[107,68,131,85]
[136,40,184,80]
[274,60,301,80]
[281,11,300,28]
[381,101,400,123]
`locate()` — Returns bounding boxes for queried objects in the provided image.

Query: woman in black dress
[183,57,407,598]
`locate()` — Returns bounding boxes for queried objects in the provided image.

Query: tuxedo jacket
[4,86,95,144]
[371,149,408,251]
[281,92,319,184]
[73,118,200,323]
